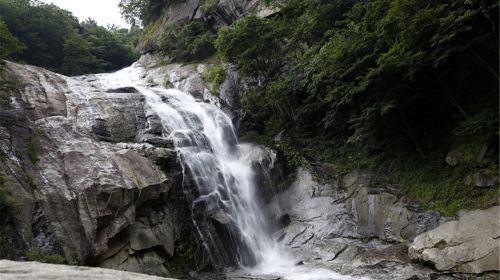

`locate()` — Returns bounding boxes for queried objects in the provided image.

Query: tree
[215,16,282,77]
[60,32,96,75]
[0,0,79,70]
[0,19,24,61]
[119,0,170,26]
[80,19,138,72]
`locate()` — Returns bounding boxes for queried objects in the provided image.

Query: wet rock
[2,61,195,276]
[445,150,464,167]
[409,206,500,273]
[270,168,445,279]
[344,171,446,242]
[114,143,176,164]
[105,87,139,93]
[4,62,68,120]
[145,114,164,134]
[212,210,232,225]
[31,203,64,256]
[136,132,174,148]
[92,118,112,141]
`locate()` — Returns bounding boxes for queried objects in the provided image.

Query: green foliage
[158,21,215,62]
[0,19,25,62]
[119,0,171,26]
[60,32,96,76]
[202,64,225,95]
[27,249,66,264]
[0,0,79,70]
[26,129,43,164]
[0,181,14,213]
[0,0,139,75]
[453,108,498,137]
[164,79,173,88]
[217,0,499,213]
[79,19,139,73]
[215,15,282,77]
[0,175,16,248]
[391,152,499,216]
[200,0,219,13]
[27,141,38,164]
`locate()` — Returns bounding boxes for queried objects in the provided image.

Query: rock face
[269,167,453,279]
[0,61,202,277]
[0,260,176,280]
[409,206,500,274]
[137,54,248,124]
[343,170,450,242]
[136,0,278,54]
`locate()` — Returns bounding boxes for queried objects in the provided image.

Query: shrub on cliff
[158,21,215,62]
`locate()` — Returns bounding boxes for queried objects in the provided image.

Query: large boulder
[409,206,500,273]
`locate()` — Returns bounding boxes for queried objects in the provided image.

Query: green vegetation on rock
[202,64,225,95]
[26,249,66,264]
[158,21,215,62]
[200,0,219,14]
[0,177,14,213]
[215,0,499,215]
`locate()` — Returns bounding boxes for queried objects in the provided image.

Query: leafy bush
[158,21,215,62]
[200,0,219,13]
[202,64,225,95]
[119,0,172,26]
[0,19,24,62]
[215,15,282,78]
[27,249,66,264]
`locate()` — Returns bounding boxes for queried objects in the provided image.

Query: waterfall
[96,64,367,280]
[140,85,276,267]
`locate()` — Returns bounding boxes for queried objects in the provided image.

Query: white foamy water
[95,64,369,280]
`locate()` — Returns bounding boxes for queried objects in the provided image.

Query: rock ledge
[0,260,177,280]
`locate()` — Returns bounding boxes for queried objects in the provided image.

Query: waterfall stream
[95,63,367,280]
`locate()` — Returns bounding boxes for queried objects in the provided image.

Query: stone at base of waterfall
[409,206,500,274]
[0,260,177,280]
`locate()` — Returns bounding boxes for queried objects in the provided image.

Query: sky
[38,0,130,28]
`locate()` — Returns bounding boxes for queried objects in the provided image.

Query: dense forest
[0,0,140,75]
[120,0,499,215]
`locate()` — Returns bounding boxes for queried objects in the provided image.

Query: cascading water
[96,63,368,280]
[139,84,276,268]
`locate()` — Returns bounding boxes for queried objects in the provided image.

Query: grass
[390,153,499,216]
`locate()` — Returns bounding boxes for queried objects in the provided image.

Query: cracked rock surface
[269,168,442,279]
[409,206,499,274]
